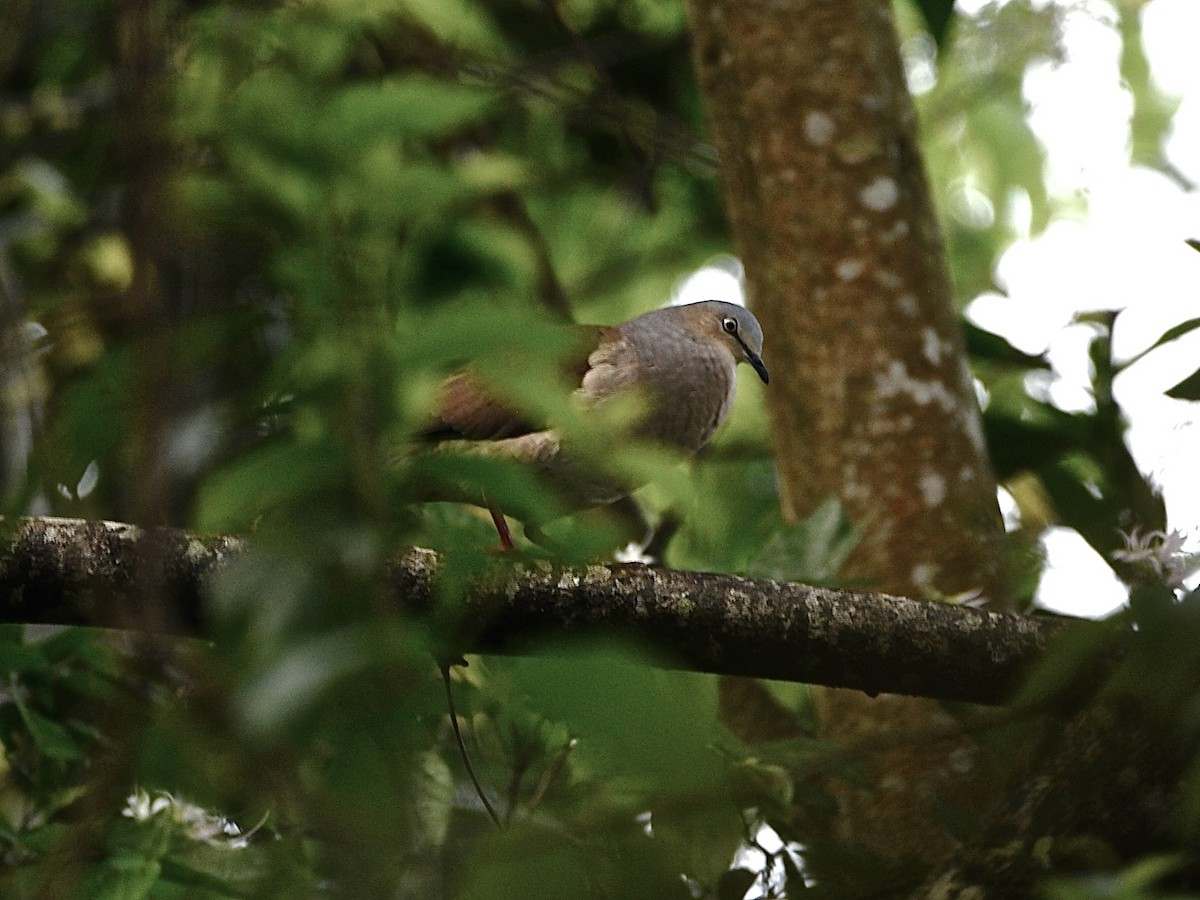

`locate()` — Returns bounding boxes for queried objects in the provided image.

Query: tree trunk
[686,0,1010,863]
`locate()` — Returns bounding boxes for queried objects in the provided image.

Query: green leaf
[237,624,376,736]
[1037,450,1164,563]
[1166,366,1200,401]
[13,692,84,761]
[459,824,592,900]
[158,854,259,899]
[666,458,781,574]
[1146,315,1200,354]
[91,851,163,900]
[56,346,135,474]
[406,751,454,856]
[913,0,957,46]
[0,628,50,673]
[1113,853,1186,891]
[718,868,758,900]
[982,390,1090,481]
[333,76,499,140]
[729,757,794,811]
[744,496,861,583]
[963,320,1048,369]
[223,143,325,228]
[399,0,506,55]
[1011,617,1121,713]
[510,643,724,795]
[195,439,345,532]
[652,799,745,890]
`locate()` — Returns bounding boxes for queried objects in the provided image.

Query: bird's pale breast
[617,322,736,454]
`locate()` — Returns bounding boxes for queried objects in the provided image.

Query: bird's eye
[721,317,738,335]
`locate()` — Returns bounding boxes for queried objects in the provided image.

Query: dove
[423,300,769,549]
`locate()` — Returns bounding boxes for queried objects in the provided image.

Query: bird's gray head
[681,300,769,384]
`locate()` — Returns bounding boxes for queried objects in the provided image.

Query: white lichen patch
[726,588,751,609]
[863,407,915,437]
[880,220,910,245]
[897,294,919,316]
[964,409,987,453]
[843,479,870,503]
[861,93,884,112]
[918,471,947,507]
[911,562,937,589]
[874,360,958,414]
[874,269,903,290]
[583,564,613,583]
[948,747,976,775]
[184,537,211,564]
[804,110,836,146]
[835,258,865,281]
[859,176,899,211]
[920,328,943,365]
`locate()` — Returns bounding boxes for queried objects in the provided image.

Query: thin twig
[440,665,502,828]
[524,736,576,816]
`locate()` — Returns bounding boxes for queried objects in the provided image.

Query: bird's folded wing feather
[423,324,622,441]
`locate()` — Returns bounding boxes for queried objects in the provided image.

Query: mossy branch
[0,516,1063,704]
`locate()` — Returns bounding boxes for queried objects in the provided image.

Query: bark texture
[686,0,1005,603]
[685,0,1011,863]
[0,516,1062,705]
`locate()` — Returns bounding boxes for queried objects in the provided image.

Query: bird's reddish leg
[484,495,515,551]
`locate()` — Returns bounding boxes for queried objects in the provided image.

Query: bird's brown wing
[423,325,615,442]
[424,371,534,440]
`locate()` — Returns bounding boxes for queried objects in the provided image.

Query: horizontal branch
[0,517,1067,704]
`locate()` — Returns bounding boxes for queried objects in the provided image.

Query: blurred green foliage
[0,0,1199,896]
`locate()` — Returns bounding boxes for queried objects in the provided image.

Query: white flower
[1112,528,1200,589]
[122,788,263,849]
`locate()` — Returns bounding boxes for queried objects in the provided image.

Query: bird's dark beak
[732,333,770,384]
[746,350,769,385]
